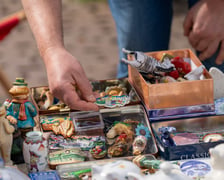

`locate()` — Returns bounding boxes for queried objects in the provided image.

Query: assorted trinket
[5,78,38,164]
[48,148,87,169]
[89,140,107,159]
[91,160,143,180]
[158,126,176,147]
[71,111,105,136]
[0,105,15,166]
[92,79,140,108]
[40,114,74,138]
[23,131,48,172]
[28,171,60,180]
[49,134,105,151]
[6,78,37,139]
[132,136,147,156]
[122,49,206,84]
[30,86,69,113]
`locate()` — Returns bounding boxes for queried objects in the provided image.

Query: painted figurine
[204,143,224,180]
[90,140,107,159]
[92,160,143,180]
[0,105,15,165]
[159,126,176,147]
[128,162,191,180]
[121,48,175,76]
[6,78,37,139]
[132,136,147,156]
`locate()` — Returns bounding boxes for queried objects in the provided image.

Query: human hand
[43,47,99,111]
[183,0,224,64]
[7,115,17,124]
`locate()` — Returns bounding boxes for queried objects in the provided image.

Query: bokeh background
[0,0,192,101]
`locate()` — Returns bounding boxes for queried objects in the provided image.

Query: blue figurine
[159,126,176,147]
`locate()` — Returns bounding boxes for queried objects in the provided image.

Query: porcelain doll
[128,161,191,180]
[0,105,15,165]
[204,143,224,180]
[121,48,175,76]
[6,78,37,139]
[0,158,30,180]
[91,160,143,180]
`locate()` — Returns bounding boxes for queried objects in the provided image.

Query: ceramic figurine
[0,105,15,165]
[0,158,30,180]
[107,122,134,141]
[48,148,87,168]
[132,136,147,156]
[209,67,224,99]
[184,65,205,81]
[121,48,175,76]
[38,87,54,110]
[128,161,191,180]
[204,143,224,180]
[135,124,151,139]
[90,140,107,159]
[23,131,48,172]
[108,133,130,157]
[91,160,143,180]
[6,78,37,139]
[167,56,191,79]
[159,126,176,147]
[104,85,127,96]
[133,155,161,174]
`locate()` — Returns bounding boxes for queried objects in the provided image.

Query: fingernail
[87,95,96,102]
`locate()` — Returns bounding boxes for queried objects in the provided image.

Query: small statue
[133,155,161,174]
[204,143,224,180]
[159,126,176,147]
[6,78,37,139]
[108,133,130,157]
[184,65,205,81]
[92,160,143,180]
[106,122,134,142]
[121,48,175,76]
[90,141,107,159]
[128,162,191,180]
[0,105,15,165]
[38,87,54,110]
[132,136,147,156]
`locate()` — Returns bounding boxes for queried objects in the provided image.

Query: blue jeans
[108,0,224,78]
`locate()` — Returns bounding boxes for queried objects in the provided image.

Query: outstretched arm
[21,0,98,111]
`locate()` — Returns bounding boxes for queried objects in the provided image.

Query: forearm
[21,0,64,61]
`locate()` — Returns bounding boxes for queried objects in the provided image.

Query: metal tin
[128,49,214,113]
[151,115,224,161]
[30,78,141,115]
[147,103,215,121]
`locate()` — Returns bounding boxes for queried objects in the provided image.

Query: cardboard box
[128,49,214,119]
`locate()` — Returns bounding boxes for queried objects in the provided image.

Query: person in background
[21,0,224,111]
